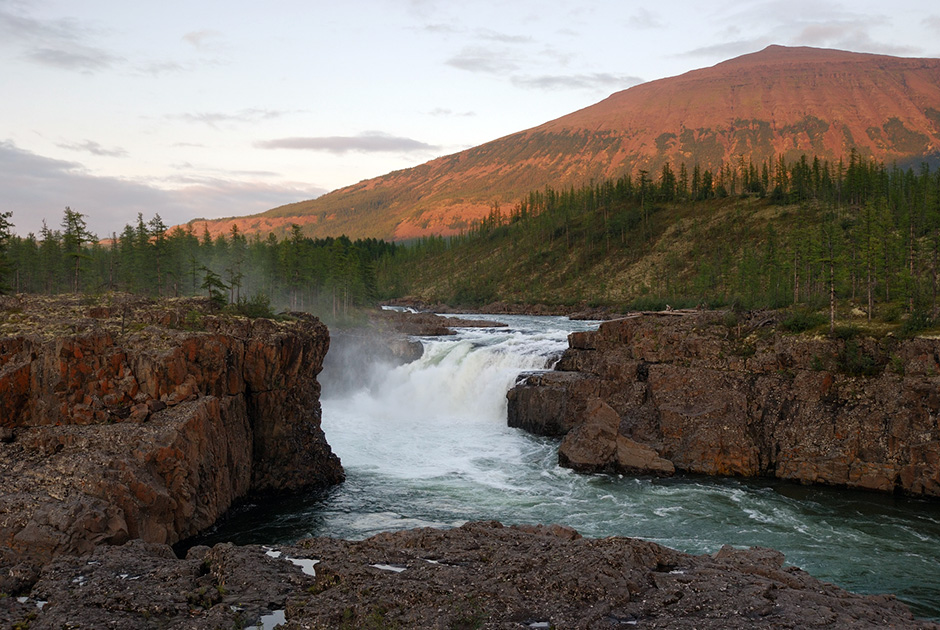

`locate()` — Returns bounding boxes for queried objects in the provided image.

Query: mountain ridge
[187,45,940,241]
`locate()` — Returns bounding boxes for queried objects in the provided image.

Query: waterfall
[194,314,940,619]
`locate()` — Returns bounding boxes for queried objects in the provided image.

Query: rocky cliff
[0,295,343,575]
[508,311,940,497]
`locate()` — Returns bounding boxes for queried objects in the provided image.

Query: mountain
[189,45,940,241]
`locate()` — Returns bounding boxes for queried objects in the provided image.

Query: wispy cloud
[25,45,120,71]
[690,3,922,59]
[0,4,120,72]
[182,29,223,50]
[256,132,440,154]
[170,108,291,128]
[137,60,186,76]
[792,20,919,56]
[446,46,519,74]
[56,140,128,158]
[628,9,662,29]
[476,29,532,44]
[512,72,644,91]
[429,108,475,117]
[679,39,771,60]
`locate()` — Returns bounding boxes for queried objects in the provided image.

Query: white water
[197,314,940,619]
[324,316,582,488]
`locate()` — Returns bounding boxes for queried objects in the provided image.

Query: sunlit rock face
[0,295,343,568]
[509,310,940,497]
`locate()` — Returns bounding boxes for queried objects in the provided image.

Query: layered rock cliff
[0,295,343,573]
[508,311,940,497]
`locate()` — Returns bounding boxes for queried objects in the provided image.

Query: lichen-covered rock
[0,295,343,570]
[6,521,931,629]
[508,311,940,497]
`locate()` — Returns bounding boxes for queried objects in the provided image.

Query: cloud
[25,45,119,71]
[428,108,475,117]
[0,4,81,42]
[0,141,325,237]
[255,132,440,154]
[56,140,128,158]
[476,29,532,44]
[0,4,119,72]
[926,16,940,31]
[679,39,772,60]
[170,108,290,128]
[512,72,645,91]
[422,23,461,35]
[792,21,919,56]
[699,3,922,58]
[628,9,662,29]
[137,60,186,76]
[182,29,223,49]
[446,46,519,74]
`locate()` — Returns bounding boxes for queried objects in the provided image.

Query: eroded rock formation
[0,295,343,574]
[2,521,935,629]
[508,311,940,497]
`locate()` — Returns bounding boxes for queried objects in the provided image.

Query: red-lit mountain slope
[190,45,940,241]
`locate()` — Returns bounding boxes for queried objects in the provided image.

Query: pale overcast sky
[2,0,938,237]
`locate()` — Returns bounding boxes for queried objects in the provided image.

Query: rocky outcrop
[0,295,343,570]
[508,311,940,497]
[2,521,934,629]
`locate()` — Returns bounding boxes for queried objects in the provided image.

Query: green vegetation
[3,152,940,335]
[379,152,940,331]
[1,213,394,324]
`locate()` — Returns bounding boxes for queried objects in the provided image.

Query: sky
[2,0,939,238]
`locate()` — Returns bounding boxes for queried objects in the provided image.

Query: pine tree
[0,211,13,294]
[61,207,93,293]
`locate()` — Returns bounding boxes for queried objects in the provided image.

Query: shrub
[779,309,826,333]
[837,339,879,376]
[830,324,860,340]
[900,309,933,336]
[228,293,275,319]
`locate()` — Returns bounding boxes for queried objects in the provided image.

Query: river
[194,314,940,619]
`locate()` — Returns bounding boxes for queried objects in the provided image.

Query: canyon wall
[508,311,940,497]
[0,296,343,570]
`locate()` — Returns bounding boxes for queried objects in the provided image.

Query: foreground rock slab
[1,521,934,629]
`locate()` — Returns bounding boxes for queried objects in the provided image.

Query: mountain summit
[193,45,940,241]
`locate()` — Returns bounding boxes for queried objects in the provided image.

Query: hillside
[377,157,940,321]
[189,45,940,241]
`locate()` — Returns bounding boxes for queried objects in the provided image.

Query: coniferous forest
[1,153,939,328]
[0,210,394,321]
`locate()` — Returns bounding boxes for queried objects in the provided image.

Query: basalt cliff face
[508,312,940,497]
[0,296,343,579]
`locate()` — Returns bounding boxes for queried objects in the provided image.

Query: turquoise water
[194,315,940,619]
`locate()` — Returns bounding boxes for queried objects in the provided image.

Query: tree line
[384,153,940,323]
[2,152,939,324]
[0,210,394,320]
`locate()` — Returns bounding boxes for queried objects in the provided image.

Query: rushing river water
[195,314,940,619]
